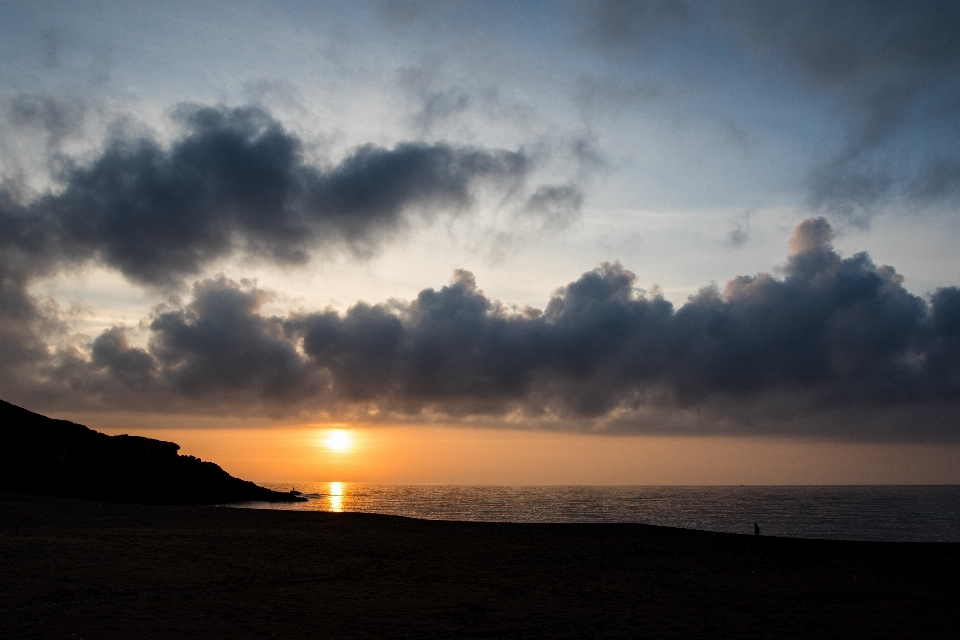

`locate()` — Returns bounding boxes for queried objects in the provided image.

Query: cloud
[577,1,960,221]
[0,101,590,415]
[0,271,57,377]
[578,0,692,57]
[0,103,542,288]
[397,66,472,134]
[732,1,960,221]
[522,184,584,231]
[5,93,87,150]
[148,277,325,400]
[7,218,960,440]
[0,93,95,196]
[723,209,755,248]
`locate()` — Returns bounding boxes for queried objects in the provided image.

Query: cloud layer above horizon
[2,2,960,442]
[4,208,960,440]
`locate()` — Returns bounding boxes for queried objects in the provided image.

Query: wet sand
[1,493,957,639]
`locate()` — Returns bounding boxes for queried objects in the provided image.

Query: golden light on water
[324,429,352,453]
[328,481,344,512]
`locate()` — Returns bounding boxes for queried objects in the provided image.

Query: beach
[2,493,957,639]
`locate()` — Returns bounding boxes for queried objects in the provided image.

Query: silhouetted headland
[0,399,303,504]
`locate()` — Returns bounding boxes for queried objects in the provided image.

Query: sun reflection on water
[328,481,344,512]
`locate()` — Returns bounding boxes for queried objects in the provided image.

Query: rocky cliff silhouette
[0,400,304,504]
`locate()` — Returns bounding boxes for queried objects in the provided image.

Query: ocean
[230,483,960,543]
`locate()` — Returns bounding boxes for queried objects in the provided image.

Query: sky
[2,1,960,484]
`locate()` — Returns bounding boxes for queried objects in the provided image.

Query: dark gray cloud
[523,184,584,231]
[147,277,323,400]
[6,93,86,150]
[579,1,960,221]
[0,272,56,379]
[40,29,62,69]
[731,1,960,221]
[0,103,538,287]
[723,210,754,248]
[397,66,472,134]
[579,0,692,57]
[8,218,960,440]
[0,93,93,193]
[0,101,583,414]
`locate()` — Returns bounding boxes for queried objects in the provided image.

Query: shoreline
[229,482,960,544]
[3,492,957,638]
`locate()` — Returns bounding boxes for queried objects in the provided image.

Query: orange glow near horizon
[72,413,960,486]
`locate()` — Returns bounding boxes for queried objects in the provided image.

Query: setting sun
[324,429,352,453]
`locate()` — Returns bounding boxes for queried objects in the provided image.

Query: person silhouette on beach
[754,522,760,536]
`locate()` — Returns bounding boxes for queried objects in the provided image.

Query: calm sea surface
[229,484,960,543]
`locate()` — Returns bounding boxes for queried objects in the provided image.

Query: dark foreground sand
[1,493,957,639]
